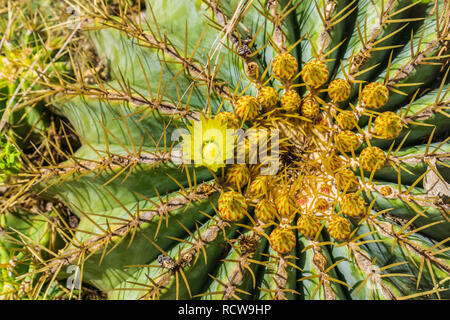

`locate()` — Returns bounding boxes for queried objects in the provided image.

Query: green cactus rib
[1,0,450,300]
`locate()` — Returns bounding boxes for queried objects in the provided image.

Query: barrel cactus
[1,0,450,300]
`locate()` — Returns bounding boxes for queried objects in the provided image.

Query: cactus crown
[1,0,450,301]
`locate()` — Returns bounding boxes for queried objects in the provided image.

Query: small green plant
[0,0,78,300]
[0,139,21,180]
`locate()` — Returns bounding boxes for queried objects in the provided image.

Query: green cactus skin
[1,0,450,300]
